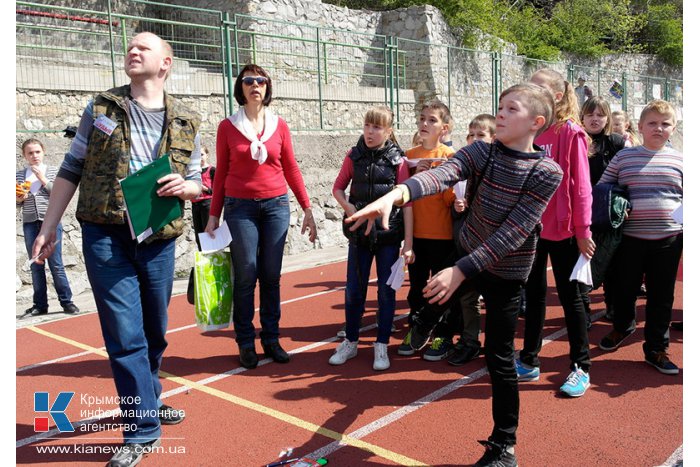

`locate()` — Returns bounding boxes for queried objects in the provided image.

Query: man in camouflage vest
[32,32,202,467]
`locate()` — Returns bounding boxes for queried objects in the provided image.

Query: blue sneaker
[515,358,540,382]
[560,364,590,397]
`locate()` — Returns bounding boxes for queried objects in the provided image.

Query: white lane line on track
[304,312,599,461]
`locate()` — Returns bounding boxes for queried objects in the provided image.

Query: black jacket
[343,137,405,248]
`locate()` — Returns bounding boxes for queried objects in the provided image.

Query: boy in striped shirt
[597,100,683,375]
[346,83,563,467]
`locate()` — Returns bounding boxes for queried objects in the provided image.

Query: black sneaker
[409,309,437,351]
[158,404,185,425]
[599,329,635,351]
[239,346,259,369]
[263,342,290,363]
[603,308,615,322]
[63,303,80,314]
[107,438,161,467]
[645,350,679,375]
[473,440,517,467]
[447,342,480,366]
[409,323,433,351]
[23,306,48,317]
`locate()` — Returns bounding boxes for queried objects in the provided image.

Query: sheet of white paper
[671,204,683,224]
[387,256,405,291]
[29,179,42,195]
[454,180,467,200]
[569,253,592,286]
[198,223,232,253]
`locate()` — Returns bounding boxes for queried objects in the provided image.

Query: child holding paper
[329,106,413,371]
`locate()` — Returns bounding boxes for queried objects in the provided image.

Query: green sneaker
[397,329,415,356]
[422,337,453,361]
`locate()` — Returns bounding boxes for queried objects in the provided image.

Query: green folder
[119,155,182,243]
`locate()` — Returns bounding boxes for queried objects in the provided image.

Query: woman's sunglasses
[242,76,268,86]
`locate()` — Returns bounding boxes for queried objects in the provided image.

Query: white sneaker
[329,339,358,365]
[373,342,390,371]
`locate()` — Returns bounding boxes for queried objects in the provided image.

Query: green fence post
[394,37,400,129]
[316,27,324,130]
[491,51,501,115]
[233,15,240,77]
[387,37,395,116]
[664,78,670,100]
[622,72,627,111]
[223,13,235,116]
[447,46,452,111]
[323,42,328,85]
[107,0,117,87]
[645,76,650,104]
[384,37,390,105]
[568,63,575,83]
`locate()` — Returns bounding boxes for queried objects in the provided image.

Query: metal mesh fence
[16,0,683,134]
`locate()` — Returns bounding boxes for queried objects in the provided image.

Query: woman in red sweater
[206,64,317,369]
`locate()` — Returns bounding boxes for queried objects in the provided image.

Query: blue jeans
[82,222,174,443]
[344,241,399,344]
[23,221,73,309]
[224,195,290,348]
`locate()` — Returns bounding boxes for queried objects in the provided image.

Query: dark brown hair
[233,64,273,106]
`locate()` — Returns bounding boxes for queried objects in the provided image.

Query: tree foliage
[323,0,682,66]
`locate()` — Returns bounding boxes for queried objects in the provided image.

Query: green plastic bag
[194,250,233,331]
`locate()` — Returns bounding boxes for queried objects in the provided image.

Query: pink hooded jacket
[535,120,592,241]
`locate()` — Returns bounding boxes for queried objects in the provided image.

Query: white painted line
[658,444,683,466]
[305,311,602,460]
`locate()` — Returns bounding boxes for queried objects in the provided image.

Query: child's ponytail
[558,80,581,127]
[532,68,582,128]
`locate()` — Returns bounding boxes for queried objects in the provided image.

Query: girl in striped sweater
[345,84,562,467]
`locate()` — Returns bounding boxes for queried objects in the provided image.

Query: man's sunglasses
[242,76,268,86]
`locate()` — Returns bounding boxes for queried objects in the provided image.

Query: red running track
[16,260,682,466]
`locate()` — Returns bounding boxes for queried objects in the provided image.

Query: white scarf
[227,107,279,165]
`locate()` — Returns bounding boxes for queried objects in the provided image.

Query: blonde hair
[499,83,555,137]
[581,96,613,135]
[469,114,496,136]
[611,110,640,146]
[639,99,677,126]
[531,68,581,128]
[365,106,398,145]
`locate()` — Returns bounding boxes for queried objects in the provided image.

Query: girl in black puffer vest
[329,106,414,371]
[580,96,627,322]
